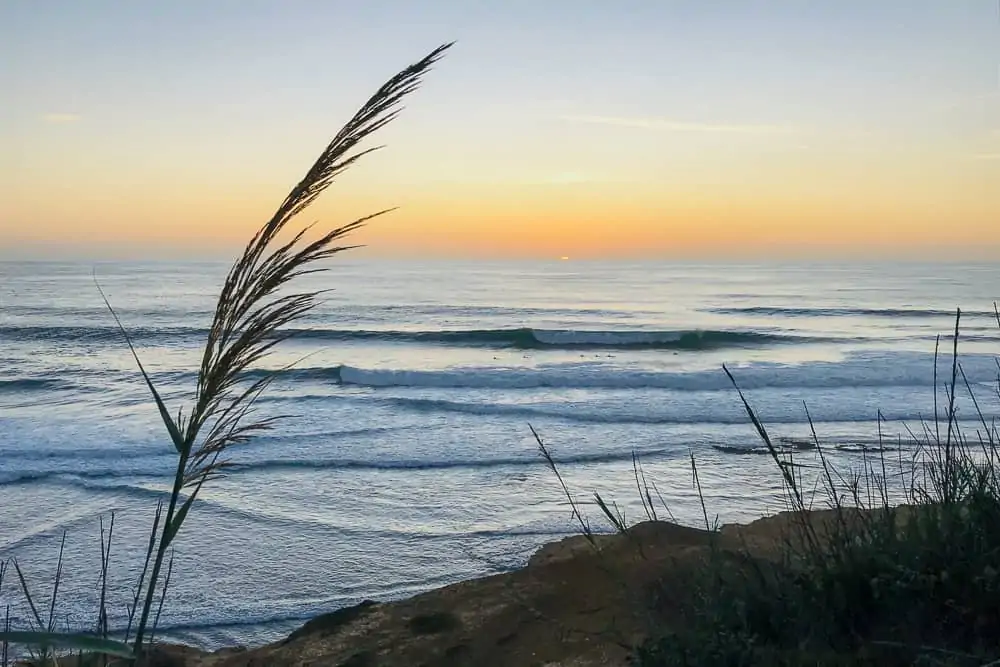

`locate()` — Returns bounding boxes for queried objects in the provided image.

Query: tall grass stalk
[1,43,450,664]
[106,42,451,658]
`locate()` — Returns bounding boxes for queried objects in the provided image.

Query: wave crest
[0,325,814,350]
[0,378,72,393]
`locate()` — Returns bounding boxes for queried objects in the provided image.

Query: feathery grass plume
[94,42,451,657]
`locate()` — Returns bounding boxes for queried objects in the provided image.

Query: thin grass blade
[95,279,186,453]
[11,560,44,630]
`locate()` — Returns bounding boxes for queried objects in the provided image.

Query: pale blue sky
[5,2,997,131]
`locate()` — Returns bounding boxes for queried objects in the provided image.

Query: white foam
[332,351,1000,391]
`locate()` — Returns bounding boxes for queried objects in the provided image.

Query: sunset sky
[2,1,998,259]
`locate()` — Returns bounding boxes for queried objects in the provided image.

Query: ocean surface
[1,259,998,649]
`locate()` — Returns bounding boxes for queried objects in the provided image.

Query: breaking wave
[0,325,819,350]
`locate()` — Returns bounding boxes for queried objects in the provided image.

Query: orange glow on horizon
[4,157,999,259]
[4,93,998,260]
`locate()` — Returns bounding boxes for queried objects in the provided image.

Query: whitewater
[1,259,998,648]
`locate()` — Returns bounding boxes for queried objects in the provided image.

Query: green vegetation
[554,308,1000,666]
[0,43,451,666]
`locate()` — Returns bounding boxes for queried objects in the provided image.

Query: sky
[2,1,999,260]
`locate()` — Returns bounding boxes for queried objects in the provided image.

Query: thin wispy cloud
[971,153,1000,160]
[560,114,799,135]
[42,113,81,124]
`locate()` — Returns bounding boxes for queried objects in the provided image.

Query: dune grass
[537,306,1000,666]
[0,43,450,666]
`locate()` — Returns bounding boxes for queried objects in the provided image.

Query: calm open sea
[1,259,998,648]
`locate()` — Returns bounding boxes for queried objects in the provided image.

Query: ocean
[1,259,998,649]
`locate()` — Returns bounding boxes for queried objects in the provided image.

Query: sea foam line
[0,325,823,350]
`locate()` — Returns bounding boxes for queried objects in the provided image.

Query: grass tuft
[633,309,1000,665]
[535,307,1000,666]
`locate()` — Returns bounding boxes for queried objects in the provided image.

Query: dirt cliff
[129,511,820,667]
